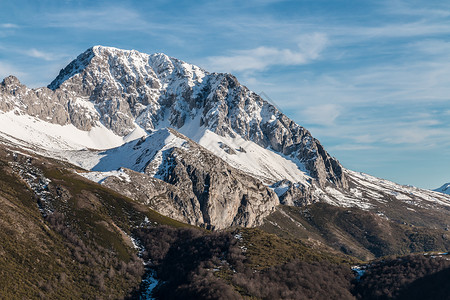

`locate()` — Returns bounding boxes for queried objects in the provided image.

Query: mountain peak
[1,75,22,86]
[48,46,152,90]
[91,45,121,53]
[47,46,199,91]
[434,183,450,194]
[9,46,347,189]
[48,47,96,90]
[91,45,146,58]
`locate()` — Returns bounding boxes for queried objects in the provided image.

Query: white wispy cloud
[307,112,450,152]
[328,144,376,151]
[24,48,57,61]
[410,39,450,55]
[203,33,328,73]
[381,0,450,18]
[336,21,450,40]
[0,23,19,28]
[45,7,149,30]
[44,6,196,34]
[299,104,342,126]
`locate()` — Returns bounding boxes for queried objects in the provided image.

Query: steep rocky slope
[1,46,449,231]
[1,45,450,299]
[86,129,279,230]
[0,142,188,299]
[1,46,346,188]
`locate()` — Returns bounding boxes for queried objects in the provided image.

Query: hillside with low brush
[0,46,449,299]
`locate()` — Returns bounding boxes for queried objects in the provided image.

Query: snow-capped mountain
[1,45,449,229]
[1,46,344,185]
[434,183,450,195]
[48,46,345,187]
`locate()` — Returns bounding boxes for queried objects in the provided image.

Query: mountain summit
[45,45,347,189]
[1,46,449,230]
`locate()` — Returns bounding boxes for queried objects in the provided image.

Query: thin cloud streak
[299,104,342,127]
[306,115,450,151]
[25,49,58,61]
[0,23,19,28]
[381,0,450,18]
[45,7,148,30]
[204,33,328,72]
[43,6,200,36]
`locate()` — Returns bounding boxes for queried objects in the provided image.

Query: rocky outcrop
[0,76,99,130]
[100,169,204,226]
[272,180,316,206]
[150,132,278,229]
[0,76,71,126]
[98,131,279,230]
[197,73,347,188]
[45,46,347,189]
[0,46,349,230]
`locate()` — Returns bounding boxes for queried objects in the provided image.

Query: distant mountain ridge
[434,183,450,195]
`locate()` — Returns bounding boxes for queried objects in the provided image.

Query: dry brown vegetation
[1,146,449,299]
[135,226,356,299]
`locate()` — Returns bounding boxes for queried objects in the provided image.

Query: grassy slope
[261,203,450,261]
[1,143,448,299]
[236,228,360,269]
[0,146,189,299]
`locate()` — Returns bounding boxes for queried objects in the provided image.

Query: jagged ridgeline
[1,46,449,231]
[1,45,450,299]
[0,45,346,229]
[59,46,344,184]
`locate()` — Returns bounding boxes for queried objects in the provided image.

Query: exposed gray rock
[218,142,236,155]
[272,180,316,206]
[148,132,278,229]
[0,75,96,130]
[86,128,278,229]
[0,46,350,229]
[101,169,204,226]
[99,133,279,229]
[45,46,347,189]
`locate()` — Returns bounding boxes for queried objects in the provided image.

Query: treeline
[232,260,354,299]
[134,226,242,299]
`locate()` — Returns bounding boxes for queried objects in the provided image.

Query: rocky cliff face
[148,130,279,229]
[0,76,73,126]
[0,45,352,228]
[47,46,346,188]
[84,129,279,230]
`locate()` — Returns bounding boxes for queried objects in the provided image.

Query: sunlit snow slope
[1,45,449,219]
[0,111,146,150]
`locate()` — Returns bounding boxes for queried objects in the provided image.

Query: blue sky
[1,0,449,189]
